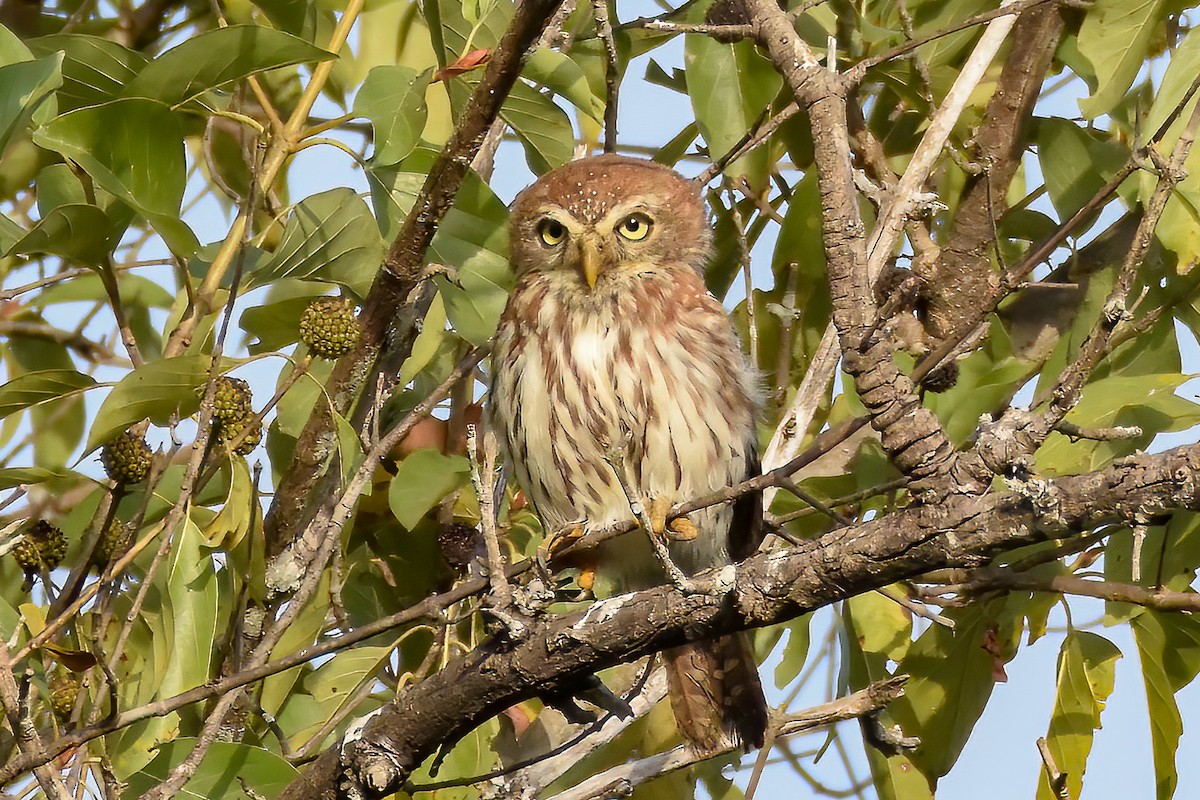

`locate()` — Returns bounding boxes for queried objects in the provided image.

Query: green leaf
[433,256,510,345]
[0,369,96,422]
[843,602,933,800]
[239,293,320,354]
[398,293,448,385]
[890,604,1006,781]
[33,98,198,256]
[36,271,174,309]
[1036,118,1128,225]
[0,210,23,253]
[0,466,73,489]
[8,204,116,264]
[122,25,334,106]
[1037,632,1122,800]
[846,589,912,663]
[354,65,431,166]
[262,571,331,715]
[368,152,511,342]
[158,515,219,703]
[87,356,210,451]
[409,717,499,799]
[772,613,811,689]
[1132,610,1200,800]
[684,35,781,189]
[1077,0,1170,119]
[1143,26,1200,148]
[255,188,386,298]
[124,739,298,799]
[388,448,471,529]
[500,80,575,174]
[28,35,146,110]
[0,53,62,156]
[200,459,257,548]
[524,48,605,121]
[1036,373,1200,475]
[252,0,317,36]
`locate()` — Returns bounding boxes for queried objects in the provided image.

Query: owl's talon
[647,497,672,539]
[666,516,700,541]
[542,525,585,559]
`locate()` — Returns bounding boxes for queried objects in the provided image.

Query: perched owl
[490,154,768,752]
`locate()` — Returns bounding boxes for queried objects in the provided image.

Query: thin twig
[542,677,909,800]
[592,0,620,152]
[468,423,511,608]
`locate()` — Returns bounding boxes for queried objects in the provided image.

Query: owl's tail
[663,632,768,753]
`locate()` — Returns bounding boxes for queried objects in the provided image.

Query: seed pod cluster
[11,520,67,575]
[209,377,262,455]
[91,519,133,569]
[299,296,361,360]
[49,673,79,719]
[100,431,152,484]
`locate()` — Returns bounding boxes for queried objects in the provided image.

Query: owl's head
[508,155,711,288]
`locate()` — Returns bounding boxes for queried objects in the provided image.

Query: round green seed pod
[100,431,152,484]
[232,421,263,456]
[11,536,41,573]
[91,520,133,569]
[211,376,253,430]
[21,520,67,571]
[299,297,361,360]
[49,673,78,719]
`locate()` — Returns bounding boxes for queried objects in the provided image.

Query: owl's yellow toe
[667,516,700,541]
[543,525,584,557]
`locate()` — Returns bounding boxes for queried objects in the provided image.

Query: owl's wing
[727,450,763,562]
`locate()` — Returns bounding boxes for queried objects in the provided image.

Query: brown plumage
[489,154,767,752]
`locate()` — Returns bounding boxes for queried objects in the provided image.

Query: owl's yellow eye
[538,219,566,246]
[617,213,652,241]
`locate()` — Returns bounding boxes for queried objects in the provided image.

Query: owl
[489,154,768,752]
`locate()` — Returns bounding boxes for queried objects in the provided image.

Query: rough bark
[923,1,1067,340]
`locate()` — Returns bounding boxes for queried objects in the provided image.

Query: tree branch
[280,443,1200,798]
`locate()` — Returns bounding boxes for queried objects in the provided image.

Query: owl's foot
[647,498,699,542]
[577,562,596,593]
[541,525,585,560]
[667,516,700,541]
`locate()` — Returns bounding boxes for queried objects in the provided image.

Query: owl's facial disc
[530,203,659,289]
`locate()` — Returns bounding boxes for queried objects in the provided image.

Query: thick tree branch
[924,0,1066,340]
[744,0,955,497]
[280,443,1200,798]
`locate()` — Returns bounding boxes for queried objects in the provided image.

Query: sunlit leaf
[157,515,220,706]
[87,356,210,451]
[684,35,781,189]
[500,80,574,174]
[388,448,471,530]
[1132,611,1200,800]
[122,25,334,106]
[1037,632,1121,800]
[254,188,386,298]
[33,98,198,256]
[1077,0,1171,118]
[0,53,62,156]
[0,369,95,422]
[124,739,297,798]
[354,65,431,166]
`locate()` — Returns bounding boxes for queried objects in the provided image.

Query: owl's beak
[580,238,602,289]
